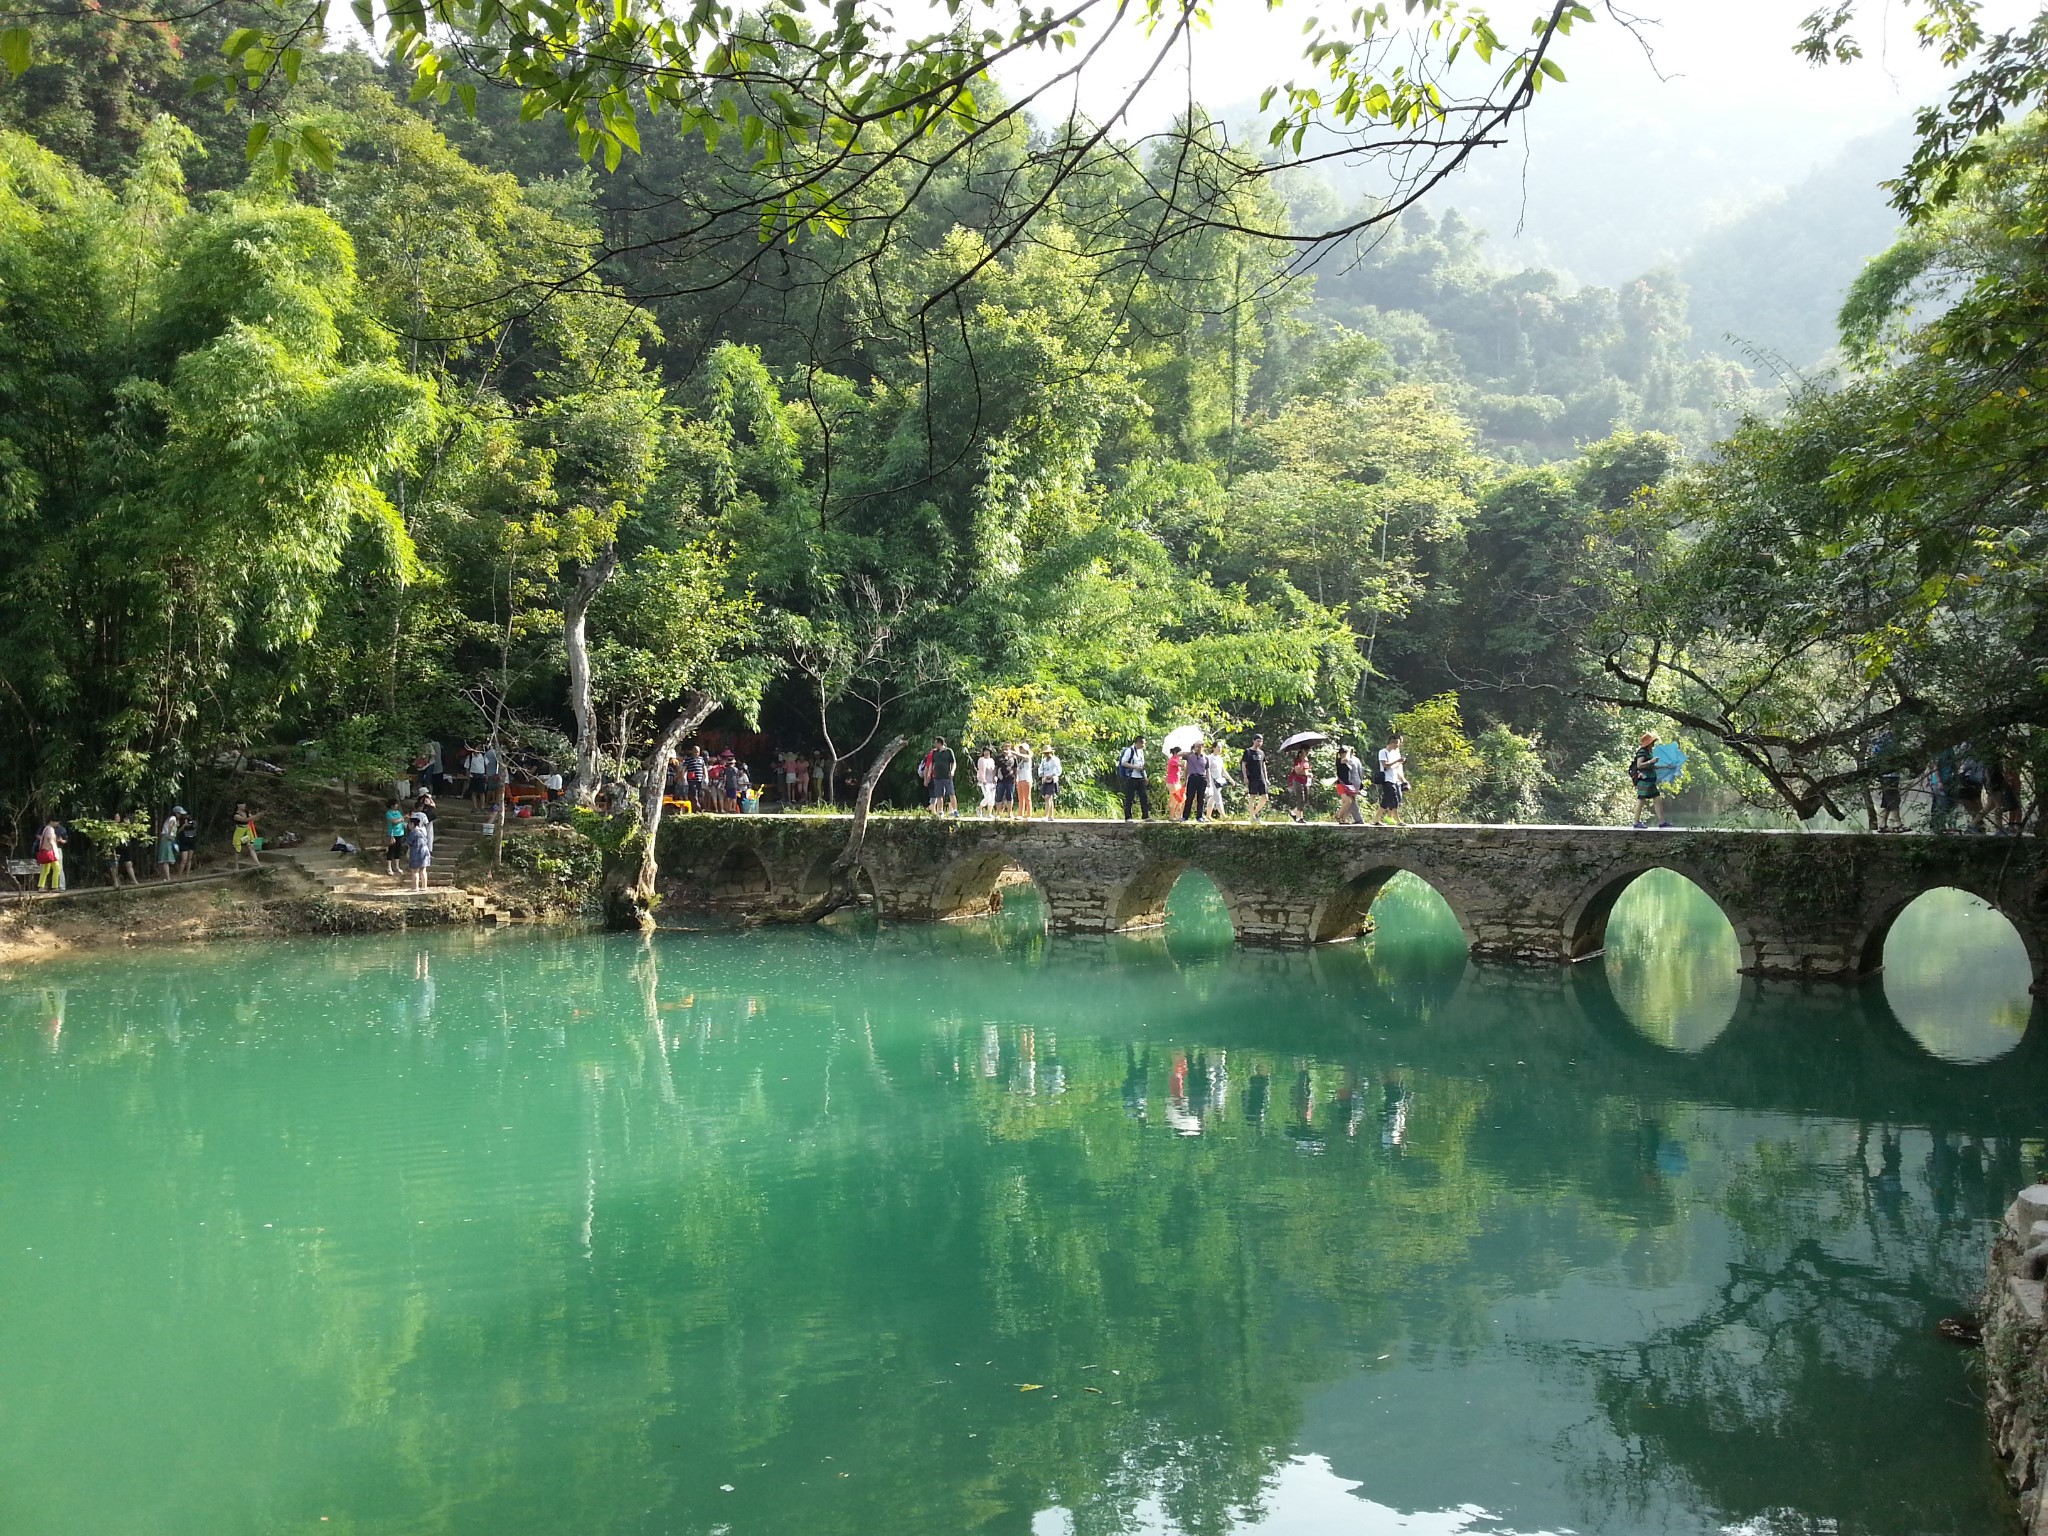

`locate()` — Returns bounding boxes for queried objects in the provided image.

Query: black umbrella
[1278,731,1329,752]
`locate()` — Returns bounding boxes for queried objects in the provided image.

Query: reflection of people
[1122,1046,1149,1122]
[1380,1081,1409,1149]
[1245,1065,1271,1128]
[1288,1068,1324,1152]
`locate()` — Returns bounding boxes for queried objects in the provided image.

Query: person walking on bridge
[927,737,957,818]
[1038,748,1062,819]
[1332,746,1365,824]
[1286,748,1312,822]
[1181,742,1211,822]
[1118,737,1152,821]
[1241,735,1269,821]
[1629,734,1661,828]
[1374,735,1407,826]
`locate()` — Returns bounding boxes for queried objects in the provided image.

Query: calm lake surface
[2,871,2042,1536]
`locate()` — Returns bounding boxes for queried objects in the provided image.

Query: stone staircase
[268,805,515,926]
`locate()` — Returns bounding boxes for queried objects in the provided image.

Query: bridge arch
[1561,860,1757,971]
[1106,858,1247,938]
[1310,862,1475,947]
[1856,882,2044,989]
[705,843,773,902]
[927,848,1056,926]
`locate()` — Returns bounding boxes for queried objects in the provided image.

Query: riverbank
[0,867,486,970]
[1986,1182,2048,1534]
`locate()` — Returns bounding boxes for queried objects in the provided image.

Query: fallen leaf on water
[1085,1387,1103,1395]
[1018,1383,1043,1392]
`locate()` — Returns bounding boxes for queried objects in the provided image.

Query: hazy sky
[981,0,2001,280]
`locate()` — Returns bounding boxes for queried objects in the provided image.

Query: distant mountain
[1674,123,1913,372]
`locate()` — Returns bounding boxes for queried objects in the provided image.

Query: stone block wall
[1984,1183,2048,1534]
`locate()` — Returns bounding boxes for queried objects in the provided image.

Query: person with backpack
[1954,746,1988,833]
[1118,737,1152,821]
[1240,735,1269,821]
[1629,734,1661,828]
[1870,728,1905,832]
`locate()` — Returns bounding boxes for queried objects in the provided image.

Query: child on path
[385,799,407,878]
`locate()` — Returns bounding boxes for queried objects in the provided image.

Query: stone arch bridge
[656,818,2048,990]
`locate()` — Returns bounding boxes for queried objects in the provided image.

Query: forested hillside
[0,0,2041,852]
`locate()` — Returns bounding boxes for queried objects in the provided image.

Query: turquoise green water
[1,872,2041,1536]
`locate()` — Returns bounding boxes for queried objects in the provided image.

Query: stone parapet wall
[1985,1183,2048,1534]
[655,815,2048,987]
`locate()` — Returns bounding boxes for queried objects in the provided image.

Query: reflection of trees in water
[1883,888,2035,1065]
[4,930,2044,1536]
[1602,869,1742,1052]
[1539,1118,2026,1536]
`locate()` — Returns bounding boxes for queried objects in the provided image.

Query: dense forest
[0,0,2042,869]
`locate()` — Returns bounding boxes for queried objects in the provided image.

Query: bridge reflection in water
[932,861,2048,1133]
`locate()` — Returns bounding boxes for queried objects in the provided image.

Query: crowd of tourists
[12,720,2034,897]
[912,733,1417,824]
[1870,732,2029,836]
[21,801,273,892]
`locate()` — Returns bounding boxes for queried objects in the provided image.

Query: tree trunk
[791,735,907,922]
[602,688,717,933]
[564,545,619,808]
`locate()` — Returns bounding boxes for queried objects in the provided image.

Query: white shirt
[543,772,563,791]
[1378,747,1406,785]
[1040,754,1062,781]
[976,756,997,786]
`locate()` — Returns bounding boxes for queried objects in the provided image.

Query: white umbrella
[1162,724,1207,755]
[1278,731,1329,752]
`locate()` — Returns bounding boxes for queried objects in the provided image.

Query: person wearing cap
[157,806,184,881]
